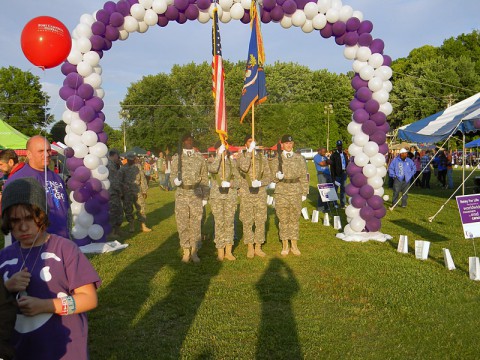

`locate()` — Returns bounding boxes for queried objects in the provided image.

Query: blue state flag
[239,2,267,123]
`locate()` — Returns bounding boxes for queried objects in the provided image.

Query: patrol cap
[182,132,194,142]
[126,151,136,160]
[336,140,343,146]
[281,135,293,143]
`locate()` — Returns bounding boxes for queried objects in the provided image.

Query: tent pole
[463,131,465,195]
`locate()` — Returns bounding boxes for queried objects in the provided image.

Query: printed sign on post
[456,194,480,239]
[317,183,338,203]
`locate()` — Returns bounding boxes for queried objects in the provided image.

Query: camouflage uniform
[107,159,123,227]
[156,156,166,188]
[119,162,149,223]
[237,151,273,245]
[171,150,209,249]
[207,154,239,249]
[271,152,309,241]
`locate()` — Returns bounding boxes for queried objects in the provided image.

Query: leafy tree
[50,120,66,143]
[104,123,123,152]
[0,66,53,135]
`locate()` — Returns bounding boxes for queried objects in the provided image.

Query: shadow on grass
[390,219,449,242]
[256,258,303,360]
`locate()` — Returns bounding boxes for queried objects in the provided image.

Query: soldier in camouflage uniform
[271,135,309,256]
[171,134,209,263]
[119,151,152,233]
[237,135,273,258]
[107,149,123,238]
[207,141,239,261]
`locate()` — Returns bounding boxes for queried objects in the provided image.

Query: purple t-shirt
[0,234,101,360]
[5,164,70,238]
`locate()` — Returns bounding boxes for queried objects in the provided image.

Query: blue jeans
[334,172,347,207]
[317,172,332,211]
[392,178,409,207]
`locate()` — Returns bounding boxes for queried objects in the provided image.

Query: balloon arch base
[336,231,392,243]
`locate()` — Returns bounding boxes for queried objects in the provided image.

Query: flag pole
[252,104,256,179]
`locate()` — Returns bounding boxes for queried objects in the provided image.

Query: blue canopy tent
[465,138,480,148]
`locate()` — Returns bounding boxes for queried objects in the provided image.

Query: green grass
[17,165,480,359]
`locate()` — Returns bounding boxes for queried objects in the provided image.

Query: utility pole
[324,104,333,151]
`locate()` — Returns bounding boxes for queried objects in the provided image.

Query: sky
[1,0,479,130]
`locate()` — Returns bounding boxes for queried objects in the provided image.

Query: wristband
[60,296,76,316]
[60,297,69,316]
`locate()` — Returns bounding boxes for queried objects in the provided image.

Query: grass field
[7,165,480,359]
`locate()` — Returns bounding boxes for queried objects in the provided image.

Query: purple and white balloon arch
[60,0,392,245]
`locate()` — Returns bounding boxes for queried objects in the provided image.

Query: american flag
[212,6,227,146]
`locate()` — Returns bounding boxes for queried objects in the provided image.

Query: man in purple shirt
[5,135,69,238]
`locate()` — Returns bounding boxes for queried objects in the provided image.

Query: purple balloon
[61,62,77,76]
[73,187,92,203]
[370,38,385,54]
[87,117,105,133]
[73,166,92,182]
[346,162,363,176]
[365,217,381,232]
[64,147,74,158]
[105,25,120,41]
[67,177,83,191]
[378,143,389,155]
[240,11,251,24]
[157,14,169,27]
[165,5,179,20]
[359,185,374,199]
[104,1,117,13]
[66,95,84,112]
[96,9,111,24]
[116,0,131,16]
[91,21,106,36]
[371,112,387,125]
[59,86,76,101]
[94,210,109,225]
[127,0,138,6]
[356,87,372,102]
[282,0,297,15]
[109,12,124,27]
[185,4,199,20]
[261,9,271,23]
[373,206,387,219]
[319,23,333,38]
[270,5,285,21]
[349,98,365,111]
[103,39,113,51]
[367,195,383,210]
[64,72,83,89]
[73,237,92,247]
[103,223,112,237]
[97,112,106,121]
[276,0,286,5]
[85,197,102,214]
[90,35,105,51]
[96,189,110,204]
[77,83,95,100]
[360,205,375,220]
[295,0,310,9]
[358,20,373,34]
[66,157,84,172]
[351,75,368,90]
[353,109,369,124]
[174,0,189,11]
[346,17,361,31]
[176,12,187,24]
[345,183,360,197]
[365,99,380,114]
[370,131,387,145]
[85,97,104,112]
[95,50,104,59]
[344,31,359,46]
[97,132,108,143]
[332,22,346,37]
[351,173,367,187]
[79,105,96,122]
[334,33,346,46]
[263,0,276,11]
[361,120,377,136]
[351,195,367,208]
[196,0,210,10]
[383,55,392,66]
[358,33,373,46]
[377,122,390,133]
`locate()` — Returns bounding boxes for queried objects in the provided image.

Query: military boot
[107,227,119,240]
[247,243,255,259]
[191,246,200,263]
[129,222,135,233]
[254,243,266,257]
[181,248,191,263]
[224,244,236,261]
[281,240,289,256]
[141,223,152,232]
[291,240,301,256]
[217,248,225,261]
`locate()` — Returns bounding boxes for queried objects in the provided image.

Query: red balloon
[21,16,72,69]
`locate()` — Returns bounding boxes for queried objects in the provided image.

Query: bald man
[5,135,70,238]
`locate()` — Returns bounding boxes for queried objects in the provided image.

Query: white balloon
[304,2,319,19]
[124,16,139,32]
[359,65,375,81]
[91,165,109,181]
[370,153,386,167]
[302,19,314,33]
[69,191,76,203]
[84,154,100,169]
[88,224,104,241]
[67,49,83,65]
[376,165,387,177]
[76,23,92,38]
[90,142,108,158]
[70,119,87,135]
[280,15,292,29]
[344,46,358,60]
[101,157,108,166]
[64,132,82,147]
[352,10,363,21]
[166,0,173,5]
[348,143,362,157]
[220,11,232,23]
[198,10,211,23]
[94,88,105,99]
[77,61,93,77]
[352,60,367,73]
[240,0,251,10]
[83,73,102,89]
[72,143,89,158]
[77,211,94,228]
[374,187,385,197]
[345,205,360,218]
[368,53,384,69]
[325,8,339,23]
[93,65,102,74]
[71,201,85,216]
[317,0,332,14]
[383,194,390,201]
[76,37,92,54]
[331,0,342,10]
[362,164,377,178]
[83,51,100,67]
[101,179,111,190]
[379,102,393,116]
[363,141,379,157]
[312,13,327,29]
[219,0,234,11]
[119,29,129,40]
[368,77,383,92]
[350,216,366,232]
[152,0,168,14]
[383,80,393,93]
[131,3,147,20]
[372,89,389,104]
[356,47,372,62]
[353,132,369,147]
[72,225,89,240]
[137,21,149,33]
[368,176,384,189]
[81,130,98,147]
[353,152,369,167]
[80,13,95,26]
[343,224,353,235]
[62,110,80,125]
[144,9,159,26]
[139,0,154,9]
[338,5,353,21]
[375,66,393,81]
[291,10,307,27]
[230,3,244,20]
[347,120,362,135]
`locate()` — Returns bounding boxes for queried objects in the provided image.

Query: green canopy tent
[0,119,30,149]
